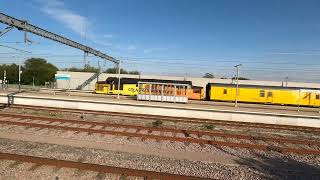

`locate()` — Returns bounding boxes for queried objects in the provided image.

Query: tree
[203,73,214,78]
[65,64,100,73]
[232,76,250,80]
[83,64,100,73]
[0,64,19,84]
[128,71,140,75]
[64,65,140,75]
[104,68,140,75]
[21,58,58,85]
[104,67,127,74]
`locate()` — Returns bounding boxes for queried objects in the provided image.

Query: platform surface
[1,89,320,117]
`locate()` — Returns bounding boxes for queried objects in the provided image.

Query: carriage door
[266,91,273,103]
[312,92,320,106]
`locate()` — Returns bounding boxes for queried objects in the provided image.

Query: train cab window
[259,90,265,97]
[223,89,227,94]
[316,94,320,100]
[193,88,200,93]
[267,92,273,97]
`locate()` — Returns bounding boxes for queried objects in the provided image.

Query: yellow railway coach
[206,83,320,107]
[95,77,205,100]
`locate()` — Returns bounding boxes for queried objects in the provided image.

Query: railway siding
[0,112,319,155]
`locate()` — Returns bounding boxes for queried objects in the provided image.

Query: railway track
[0,152,206,180]
[4,104,320,134]
[0,112,319,155]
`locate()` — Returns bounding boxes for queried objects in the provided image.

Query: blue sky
[1,0,320,82]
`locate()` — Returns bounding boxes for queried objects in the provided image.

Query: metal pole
[297,89,301,112]
[3,70,6,90]
[149,83,151,101]
[32,76,35,90]
[97,59,101,81]
[117,61,121,99]
[161,84,164,102]
[234,64,242,107]
[174,84,176,103]
[285,77,288,87]
[18,57,21,91]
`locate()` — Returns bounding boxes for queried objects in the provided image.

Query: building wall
[56,71,320,91]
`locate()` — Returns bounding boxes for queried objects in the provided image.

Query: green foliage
[232,76,250,80]
[21,58,58,85]
[203,73,214,78]
[152,119,163,127]
[128,70,140,75]
[64,65,140,75]
[104,67,140,75]
[0,64,19,84]
[0,58,58,85]
[104,67,127,74]
[66,64,100,73]
[201,124,215,130]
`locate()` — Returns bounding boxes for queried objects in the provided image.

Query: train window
[316,94,320,100]
[260,90,265,97]
[267,92,273,97]
[223,89,227,94]
[193,88,200,93]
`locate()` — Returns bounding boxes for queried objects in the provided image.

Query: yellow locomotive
[206,83,320,106]
[95,77,205,100]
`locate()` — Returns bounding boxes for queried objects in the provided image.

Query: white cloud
[38,0,89,38]
[33,0,152,54]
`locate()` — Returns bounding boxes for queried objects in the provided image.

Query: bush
[152,119,163,127]
[202,124,215,130]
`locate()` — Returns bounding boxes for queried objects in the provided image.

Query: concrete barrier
[0,94,319,128]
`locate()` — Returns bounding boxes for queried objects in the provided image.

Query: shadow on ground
[235,152,320,180]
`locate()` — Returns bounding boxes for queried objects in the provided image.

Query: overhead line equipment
[0,12,119,65]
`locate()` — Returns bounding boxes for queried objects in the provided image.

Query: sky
[1,0,320,82]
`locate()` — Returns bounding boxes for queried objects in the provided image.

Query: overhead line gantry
[0,12,119,65]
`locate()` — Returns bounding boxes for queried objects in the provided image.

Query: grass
[49,112,57,117]
[152,119,163,127]
[201,124,215,130]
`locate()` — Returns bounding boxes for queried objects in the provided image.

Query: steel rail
[6,104,320,134]
[0,112,319,146]
[0,118,319,155]
[0,152,206,180]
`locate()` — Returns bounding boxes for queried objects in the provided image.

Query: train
[95,77,204,100]
[95,77,320,107]
[206,83,320,106]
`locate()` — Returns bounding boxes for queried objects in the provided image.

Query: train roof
[98,77,193,85]
[207,83,320,91]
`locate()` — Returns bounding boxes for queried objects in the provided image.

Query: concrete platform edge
[0,93,319,128]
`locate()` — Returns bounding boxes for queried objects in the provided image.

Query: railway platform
[0,89,319,128]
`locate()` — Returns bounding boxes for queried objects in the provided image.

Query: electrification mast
[0,12,119,65]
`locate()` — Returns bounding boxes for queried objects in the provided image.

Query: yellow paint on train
[96,82,205,100]
[95,83,138,96]
[209,84,320,106]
